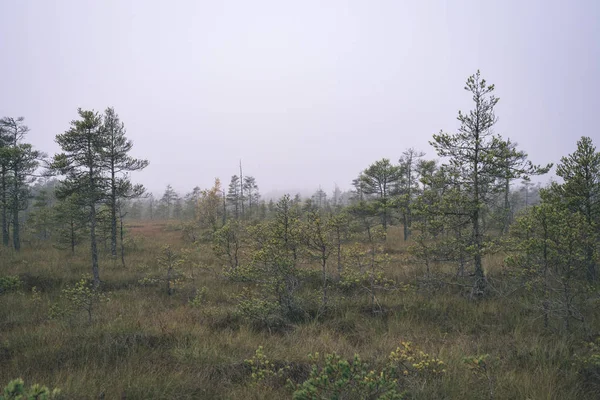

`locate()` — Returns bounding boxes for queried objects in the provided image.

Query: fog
[1,0,599,197]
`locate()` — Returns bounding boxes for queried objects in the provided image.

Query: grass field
[1,220,598,399]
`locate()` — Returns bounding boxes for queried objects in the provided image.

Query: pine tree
[0,117,42,251]
[243,176,260,215]
[397,148,425,241]
[496,139,551,234]
[0,121,11,247]
[508,196,592,331]
[226,175,241,219]
[147,193,155,220]
[311,187,327,210]
[173,196,183,219]
[430,71,547,295]
[358,158,402,231]
[549,136,600,281]
[160,184,177,219]
[53,193,88,254]
[129,200,143,220]
[101,107,148,258]
[27,187,55,241]
[331,185,342,209]
[51,109,108,287]
[183,186,201,220]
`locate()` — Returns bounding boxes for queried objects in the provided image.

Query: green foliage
[1,378,60,400]
[243,342,445,399]
[338,225,392,313]
[156,245,186,296]
[0,117,41,251]
[507,200,593,331]
[244,346,288,389]
[180,221,199,243]
[57,277,109,323]
[196,178,223,231]
[235,288,285,330]
[293,352,405,400]
[357,158,403,231]
[427,71,548,295]
[51,108,107,286]
[25,189,55,242]
[554,136,600,221]
[0,276,22,294]
[230,195,307,325]
[136,276,161,287]
[301,211,335,307]
[575,338,600,394]
[212,220,245,271]
[30,286,41,303]
[188,286,208,308]
[387,341,446,379]
[549,136,600,281]
[52,193,87,253]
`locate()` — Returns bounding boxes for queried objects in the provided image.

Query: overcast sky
[1,0,599,197]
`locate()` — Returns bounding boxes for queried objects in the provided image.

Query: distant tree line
[2,71,598,333]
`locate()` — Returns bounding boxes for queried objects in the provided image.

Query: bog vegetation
[1,72,599,399]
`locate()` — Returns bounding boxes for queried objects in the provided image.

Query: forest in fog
[1,70,599,399]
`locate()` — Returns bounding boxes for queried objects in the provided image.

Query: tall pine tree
[549,136,600,281]
[0,117,42,251]
[51,109,107,287]
[101,107,148,258]
[430,71,548,295]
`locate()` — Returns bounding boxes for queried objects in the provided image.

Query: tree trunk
[405,164,413,241]
[12,172,20,251]
[12,199,20,251]
[543,221,549,329]
[239,161,245,218]
[70,218,76,254]
[90,202,100,288]
[120,212,125,266]
[1,167,8,247]
[110,170,117,258]
[584,196,597,281]
[502,176,510,235]
[321,251,328,308]
[472,127,486,296]
[222,190,227,226]
[167,266,173,295]
[336,227,342,280]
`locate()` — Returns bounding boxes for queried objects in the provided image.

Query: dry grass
[0,220,597,399]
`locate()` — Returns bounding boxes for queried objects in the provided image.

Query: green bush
[244,346,289,389]
[293,352,405,400]
[50,277,109,323]
[0,276,22,294]
[188,286,208,308]
[245,342,446,399]
[1,378,60,400]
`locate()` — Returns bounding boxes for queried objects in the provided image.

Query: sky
[1,0,599,198]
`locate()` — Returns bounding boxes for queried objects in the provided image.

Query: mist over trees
[2,72,600,398]
[1,72,585,295]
